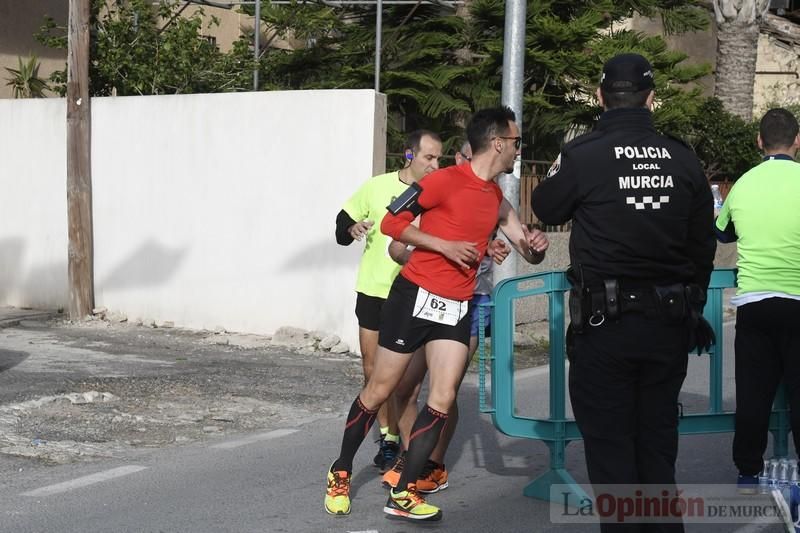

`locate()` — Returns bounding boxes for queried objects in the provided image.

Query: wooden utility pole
[67,0,94,319]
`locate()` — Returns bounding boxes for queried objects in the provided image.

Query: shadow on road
[0,349,29,373]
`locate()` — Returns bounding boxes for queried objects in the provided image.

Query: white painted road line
[348,530,380,533]
[211,428,299,450]
[21,466,148,497]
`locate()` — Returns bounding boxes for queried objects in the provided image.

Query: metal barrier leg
[523,440,589,506]
[704,288,725,413]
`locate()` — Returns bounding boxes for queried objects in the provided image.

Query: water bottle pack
[761,457,800,496]
[711,184,723,210]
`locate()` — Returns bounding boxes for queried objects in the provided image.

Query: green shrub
[686,98,760,182]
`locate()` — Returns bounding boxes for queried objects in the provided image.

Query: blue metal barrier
[478,268,790,504]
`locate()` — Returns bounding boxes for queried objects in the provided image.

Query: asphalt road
[0,320,791,532]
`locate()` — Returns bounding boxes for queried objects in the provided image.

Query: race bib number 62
[412,288,468,326]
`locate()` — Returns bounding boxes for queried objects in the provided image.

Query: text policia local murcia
[614,145,675,190]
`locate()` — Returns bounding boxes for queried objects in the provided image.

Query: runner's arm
[337,179,374,245]
[497,198,549,264]
[388,218,419,265]
[381,174,479,269]
[335,209,357,245]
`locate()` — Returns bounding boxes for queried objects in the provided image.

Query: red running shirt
[381,163,503,300]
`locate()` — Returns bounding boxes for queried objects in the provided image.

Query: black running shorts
[355,292,385,331]
[378,274,471,354]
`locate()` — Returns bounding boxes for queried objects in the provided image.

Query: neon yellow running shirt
[342,171,411,299]
[716,158,800,296]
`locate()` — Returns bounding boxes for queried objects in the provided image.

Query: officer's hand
[487,239,510,265]
[348,220,374,241]
[440,240,479,269]
[521,226,549,262]
[688,315,716,355]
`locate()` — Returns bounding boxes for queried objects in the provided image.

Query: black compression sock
[332,395,377,473]
[396,404,448,491]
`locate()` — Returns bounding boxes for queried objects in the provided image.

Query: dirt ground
[0,318,362,465]
[0,316,550,466]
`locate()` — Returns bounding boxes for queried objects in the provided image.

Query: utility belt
[568,279,705,334]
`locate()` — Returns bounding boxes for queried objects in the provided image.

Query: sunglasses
[459,151,472,162]
[496,136,522,149]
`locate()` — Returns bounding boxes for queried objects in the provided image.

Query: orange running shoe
[417,460,448,494]
[382,451,405,489]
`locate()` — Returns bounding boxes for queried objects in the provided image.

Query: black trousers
[569,313,689,533]
[733,297,800,476]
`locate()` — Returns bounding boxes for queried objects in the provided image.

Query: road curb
[0,312,58,330]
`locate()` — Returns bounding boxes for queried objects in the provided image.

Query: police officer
[531,53,716,532]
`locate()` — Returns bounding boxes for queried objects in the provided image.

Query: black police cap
[600,53,655,93]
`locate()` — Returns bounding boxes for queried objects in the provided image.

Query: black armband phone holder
[387,182,423,216]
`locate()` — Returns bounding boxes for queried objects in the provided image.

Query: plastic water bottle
[760,459,771,494]
[791,461,800,521]
[770,458,781,488]
[711,184,723,210]
[778,458,792,498]
[780,458,792,502]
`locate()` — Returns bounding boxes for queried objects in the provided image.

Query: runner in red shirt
[323,106,549,522]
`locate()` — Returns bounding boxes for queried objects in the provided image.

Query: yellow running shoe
[324,466,351,516]
[384,483,442,521]
[417,461,448,494]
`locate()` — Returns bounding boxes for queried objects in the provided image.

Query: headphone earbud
[405,151,414,161]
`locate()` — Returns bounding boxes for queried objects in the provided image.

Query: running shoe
[382,452,405,488]
[417,460,449,494]
[324,465,351,516]
[384,483,442,521]
[736,473,758,495]
[373,435,400,472]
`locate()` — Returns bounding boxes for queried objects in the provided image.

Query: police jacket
[531,108,716,292]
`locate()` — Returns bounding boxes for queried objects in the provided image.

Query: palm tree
[4,55,49,98]
[712,0,770,120]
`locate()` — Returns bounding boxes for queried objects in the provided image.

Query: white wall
[0,98,68,308]
[0,90,387,351]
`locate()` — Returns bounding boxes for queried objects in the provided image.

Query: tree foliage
[239,0,716,160]
[4,55,49,98]
[36,0,256,96]
[689,98,761,182]
[33,0,761,179]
